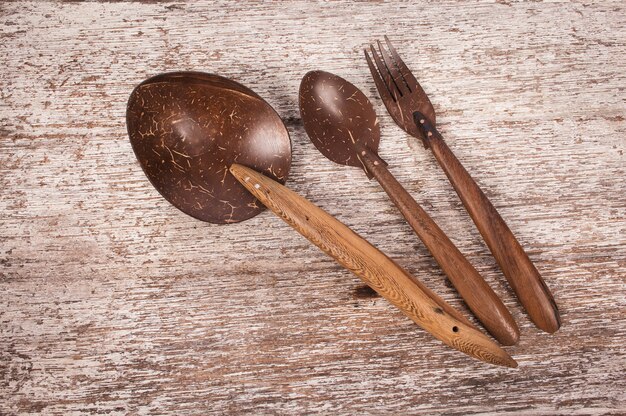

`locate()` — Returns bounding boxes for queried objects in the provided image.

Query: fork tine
[384,35,419,93]
[377,40,408,96]
[364,48,395,103]
[368,44,400,102]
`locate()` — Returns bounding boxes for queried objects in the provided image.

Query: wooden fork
[365,36,560,333]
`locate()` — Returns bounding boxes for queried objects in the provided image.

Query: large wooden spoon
[126,71,517,367]
[299,70,520,345]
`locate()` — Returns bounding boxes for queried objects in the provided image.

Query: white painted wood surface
[1,1,625,414]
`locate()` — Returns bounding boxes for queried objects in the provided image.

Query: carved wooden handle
[354,143,520,345]
[414,114,560,333]
[230,163,517,367]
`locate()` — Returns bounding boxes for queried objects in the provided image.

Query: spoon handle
[354,144,520,346]
[414,114,560,333]
[229,164,517,368]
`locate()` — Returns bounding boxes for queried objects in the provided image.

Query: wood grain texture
[424,119,561,333]
[356,144,520,346]
[1,1,625,415]
[230,164,516,367]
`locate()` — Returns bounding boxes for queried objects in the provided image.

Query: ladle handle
[414,113,560,333]
[354,144,519,346]
[229,164,516,368]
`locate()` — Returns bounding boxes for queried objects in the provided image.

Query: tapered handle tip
[535,306,561,334]
[497,322,521,346]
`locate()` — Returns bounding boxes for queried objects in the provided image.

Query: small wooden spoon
[126,72,517,367]
[299,70,520,345]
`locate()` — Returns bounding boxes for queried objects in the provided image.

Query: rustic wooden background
[1,1,624,414]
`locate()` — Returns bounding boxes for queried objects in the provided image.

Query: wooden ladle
[126,71,517,367]
[299,70,520,345]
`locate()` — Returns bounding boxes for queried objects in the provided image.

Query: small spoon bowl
[299,70,380,169]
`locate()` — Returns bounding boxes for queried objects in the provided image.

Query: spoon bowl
[126,71,292,224]
[299,70,380,169]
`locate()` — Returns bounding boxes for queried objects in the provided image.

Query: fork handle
[354,143,520,345]
[414,113,560,333]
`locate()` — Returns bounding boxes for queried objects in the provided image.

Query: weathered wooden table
[1,1,624,414]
